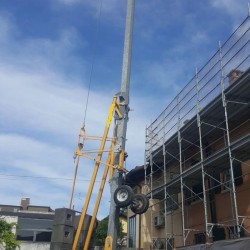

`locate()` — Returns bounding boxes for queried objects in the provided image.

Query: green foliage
[94,217,108,246]
[94,216,123,246]
[0,218,19,250]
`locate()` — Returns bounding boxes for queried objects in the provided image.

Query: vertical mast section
[107,0,135,249]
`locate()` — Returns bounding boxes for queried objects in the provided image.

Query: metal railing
[146,16,250,157]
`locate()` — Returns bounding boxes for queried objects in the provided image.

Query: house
[0,198,96,250]
[0,198,54,250]
[126,15,250,249]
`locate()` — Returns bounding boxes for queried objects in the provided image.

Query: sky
[0,0,249,219]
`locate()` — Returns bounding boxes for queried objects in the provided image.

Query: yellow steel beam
[74,151,115,169]
[81,135,114,141]
[68,155,80,209]
[72,96,117,250]
[74,149,111,155]
[83,140,115,250]
[104,236,113,250]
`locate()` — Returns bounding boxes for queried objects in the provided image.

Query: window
[185,188,191,205]
[203,141,212,157]
[194,233,206,244]
[167,238,174,250]
[212,226,225,241]
[228,226,244,239]
[222,169,231,191]
[190,159,199,167]
[228,226,238,239]
[192,184,203,202]
[221,164,243,192]
[185,184,203,205]
[233,163,243,186]
[166,194,178,212]
[152,238,165,249]
[16,217,53,242]
[213,172,221,194]
[128,216,136,248]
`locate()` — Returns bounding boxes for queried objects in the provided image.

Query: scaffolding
[144,15,250,249]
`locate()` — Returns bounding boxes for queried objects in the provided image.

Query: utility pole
[107,0,135,249]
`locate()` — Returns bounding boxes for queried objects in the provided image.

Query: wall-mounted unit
[154,215,165,228]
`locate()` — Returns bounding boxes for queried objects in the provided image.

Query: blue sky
[0,0,249,218]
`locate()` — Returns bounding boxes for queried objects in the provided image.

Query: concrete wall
[18,242,50,250]
[27,206,50,212]
[0,205,21,212]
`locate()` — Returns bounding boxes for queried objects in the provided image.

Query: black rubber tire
[114,185,134,208]
[130,194,149,214]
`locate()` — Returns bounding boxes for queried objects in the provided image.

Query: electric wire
[69,0,104,208]
[83,0,103,126]
[0,173,102,183]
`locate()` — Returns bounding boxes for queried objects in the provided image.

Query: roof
[125,165,146,187]
[0,210,55,219]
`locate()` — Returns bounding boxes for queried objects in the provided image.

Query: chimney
[227,69,243,85]
[20,198,30,210]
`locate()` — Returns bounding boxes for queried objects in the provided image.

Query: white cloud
[0,10,150,216]
[0,132,114,211]
[211,0,249,23]
[55,0,125,23]
[0,12,16,42]
[191,31,208,45]
[0,65,108,139]
[57,0,82,5]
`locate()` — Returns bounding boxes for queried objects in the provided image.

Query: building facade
[0,198,54,250]
[0,198,95,250]
[127,15,250,249]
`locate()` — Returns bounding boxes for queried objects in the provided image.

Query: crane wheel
[114,185,134,208]
[130,194,149,214]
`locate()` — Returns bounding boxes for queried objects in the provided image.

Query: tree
[0,218,19,250]
[94,216,123,246]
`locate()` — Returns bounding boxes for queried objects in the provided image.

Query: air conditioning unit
[154,215,165,227]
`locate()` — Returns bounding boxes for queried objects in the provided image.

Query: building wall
[166,209,183,247]
[0,205,21,212]
[18,242,50,250]
[127,15,250,247]
[128,133,250,249]
[27,206,51,212]
[0,217,50,250]
[215,159,250,236]
[177,159,250,245]
[120,216,127,234]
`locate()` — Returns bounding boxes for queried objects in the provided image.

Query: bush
[0,218,19,250]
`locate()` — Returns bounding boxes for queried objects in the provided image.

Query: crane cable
[83,0,103,127]
[69,0,104,209]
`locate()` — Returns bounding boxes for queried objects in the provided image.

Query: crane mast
[106,0,135,249]
[70,1,137,249]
